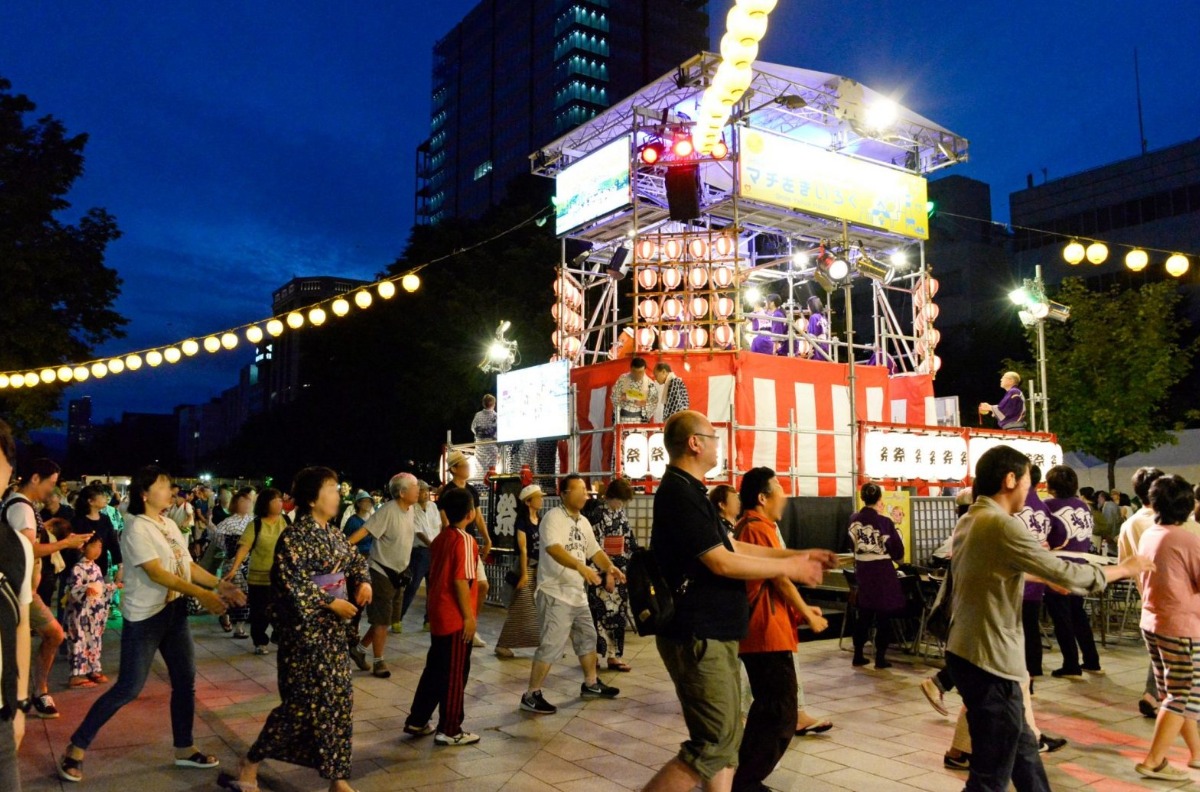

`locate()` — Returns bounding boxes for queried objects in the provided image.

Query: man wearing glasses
[643,411,837,792]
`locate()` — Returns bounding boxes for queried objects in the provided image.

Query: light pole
[1008,264,1069,433]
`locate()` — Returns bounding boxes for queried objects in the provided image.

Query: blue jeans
[400,546,432,620]
[71,599,196,750]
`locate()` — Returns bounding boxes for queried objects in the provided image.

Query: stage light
[401,273,421,292]
[377,281,396,300]
[1086,241,1109,265]
[1166,254,1190,277]
[1063,240,1086,265]
[146,351,163,367]
[354,290,373,309]
[1008,287,1031,306]
[308,307,327,326]
[864,99,898,131]
[1125,249,1149,272]
[711,138,728,159]
[856,256,895,284]
[182,339,199,356]
[744,285,763,305]
[672,134,694,158]
[246,326,264,344]
[108,358,125,374]
[164,347,181,364]
[267,319,285,337]
[125,354,142,371]
[286,312,304,329]
[90,362,108,379]
[221,332,238,349]
[204,336,220,353]
[74,365,90,380]
[57,366,73,382]
[889,251,909,269]
[639,142,664,165]
[792,251,810,268]
[1045,300,1071,322]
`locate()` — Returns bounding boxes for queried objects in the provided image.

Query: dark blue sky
[3,1,1198,423]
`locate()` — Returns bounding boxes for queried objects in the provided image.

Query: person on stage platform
[979,371,1027,430]
[749,294,783,354]
[610,357,658,424]
[805,296,831,361]
[652,362,690,424]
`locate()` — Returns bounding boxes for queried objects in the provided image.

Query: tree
[0,77,125,434]
[1027,277,1193,490]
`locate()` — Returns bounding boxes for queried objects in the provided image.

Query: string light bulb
[203,336,220,353]
[107,358,125,374]
[182,339,200,356]
[377,281,396,299]
[354,290,372,309]
[146,351,163,367]
[401,273,421,293]
[308,307,327,326]
[245,326,263,344]
[125,354,142,371]
[164,347,182,364]
[286,312,304,329]
[267,319,285,337]
[332,298,350,316]
[221,333,238,350]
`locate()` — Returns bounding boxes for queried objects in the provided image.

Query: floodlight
[889,251,909,269]
[639,142,663,165]
[864,99,898,130]
[855,256,895,284]
[744,285,763,305]
[1045,300,1071,322]
[1008,287,1031,306]
[672,134,694,158]
[711,139,728,159]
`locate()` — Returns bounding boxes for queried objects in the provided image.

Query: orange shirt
[736,510,798,655]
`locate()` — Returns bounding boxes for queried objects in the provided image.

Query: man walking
[947,445,1153,790]
[346,473,418,678]
[643,411,835,792]
[519,474,625,715]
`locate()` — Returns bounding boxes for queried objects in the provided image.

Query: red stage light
[711,140,728,159]
[640,143,663,165]
[672,136,694,158]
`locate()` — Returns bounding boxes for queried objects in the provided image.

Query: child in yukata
[64,534,119,687]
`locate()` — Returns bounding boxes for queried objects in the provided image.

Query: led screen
[554,135,631,235]
[496,360,571,443]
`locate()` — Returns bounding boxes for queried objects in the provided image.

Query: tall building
[1010,138,1200,290]
[416,0,710,225]
[265,276,368,408]
[67,396,93,448]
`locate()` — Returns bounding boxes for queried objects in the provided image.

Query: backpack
[626,546,678,637]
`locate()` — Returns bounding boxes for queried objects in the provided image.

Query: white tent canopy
[1070,429,1200,493]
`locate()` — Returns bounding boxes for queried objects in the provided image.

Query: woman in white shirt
[58,466,245,783]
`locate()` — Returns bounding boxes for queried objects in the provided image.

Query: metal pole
[844,282,858,493]
[1035,265,1050,433]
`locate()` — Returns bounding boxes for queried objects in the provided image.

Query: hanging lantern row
[636,264,736,292]
[0,275,421,390]
[635,324,735,352]
[1062,240,1192,277]
[638,295,736,322]
[634,233,737,263]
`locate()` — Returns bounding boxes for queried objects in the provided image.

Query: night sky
[3,1,1199,424]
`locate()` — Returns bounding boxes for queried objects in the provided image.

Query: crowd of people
[2,410,1200,790]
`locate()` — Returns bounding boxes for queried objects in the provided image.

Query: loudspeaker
[665,165,701,221]
[605,246,629,279]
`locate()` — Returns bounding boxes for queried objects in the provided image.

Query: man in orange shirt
[733,466,826,792]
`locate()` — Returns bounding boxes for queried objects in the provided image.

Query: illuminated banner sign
[617,424,729,482]
[555,135,632,236]
[738,128,930,240]
[861,427,1062,483]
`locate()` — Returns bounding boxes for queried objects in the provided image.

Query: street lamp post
[1008,264,1069,434]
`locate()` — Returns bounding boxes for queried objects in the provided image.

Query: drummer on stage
[979,371,1027,431]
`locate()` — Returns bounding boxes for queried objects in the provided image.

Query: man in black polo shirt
[644,410,836,792]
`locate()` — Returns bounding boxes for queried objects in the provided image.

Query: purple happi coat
[848,507,905,613]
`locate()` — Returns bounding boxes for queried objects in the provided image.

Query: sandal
[217,772,259,791]
[58,751,84,783]
[87,672,109,684]
[796,720,833,736]
[174,751,220,768]
[606,659,632,672]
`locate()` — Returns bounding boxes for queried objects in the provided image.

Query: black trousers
[946,652,1050,792]
[1044,591,1099,671]
[733,651,796,792]
[852,608,892,658]
[407,630,473,737]
[247,584,273,647]
[1022,600,1043,677]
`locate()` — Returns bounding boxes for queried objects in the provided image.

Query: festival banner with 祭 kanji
[569,352,935,496]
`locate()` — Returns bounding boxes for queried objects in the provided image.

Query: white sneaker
[435,731,480,746]
[471,634,486,648]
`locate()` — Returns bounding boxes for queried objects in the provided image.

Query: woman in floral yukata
[220,466,372,792]
[587,477,640,672]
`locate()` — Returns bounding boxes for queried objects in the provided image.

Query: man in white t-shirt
[520,474,625,716]
[0,422,34,787]
[346,473,417,678]
[406,481,440,631]
[2,458,90,720]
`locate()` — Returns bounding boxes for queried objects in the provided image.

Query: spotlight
[711,138,728,159]
[672,133,694,158]
[1008,287,1031,306]
[864,99,898,131]
[889,251,909,269]
[855,255,895,284]
[639,142,664,165]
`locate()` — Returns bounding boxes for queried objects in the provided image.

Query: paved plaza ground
[16,596,1197,792]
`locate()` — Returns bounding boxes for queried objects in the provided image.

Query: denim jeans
[71,598,196,750]
[946,652,1049,792]
[400,546,432,620]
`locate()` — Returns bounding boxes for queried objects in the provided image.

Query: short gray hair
[389,472,418,498]
[417,479,430,493]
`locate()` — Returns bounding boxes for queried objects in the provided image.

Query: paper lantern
[712,265,734,288]
[267,319,285,337]
[1125,249,1149,272]
[246,326,264,344]
[688,238,709,260]
[221,332,238,349]
[923,302,939,322]
[203,336,220,353]
[635,238,657,260]
[737,0,778,14]
[636,268,658,290]
[125,354,142,371]
[636,327,657,349]
[1166,254,1190,277]
[10,374,26,389]
[661,266,683,290]
[1086,241,1108,265]
[715,296,735,318]
[286,312,304,329]
[688,326,709,348]
[73,365,90,381]
[661,328,681,349]
[332,298,350,316]
[794,337,812,357]
[923,327,941,348]
[562,336,582,357]
[401,273,421,293]
[663,238,684,260]
[377,281,396,299]
[308,307,327,326]
[715,235,735,257]
[690,296,710,318]
[662,297,683,320]
[354,290,372,309]
[178,339,197,356]
[163,347,182,364]
[623,432,649,478]
[714,323,735,347]
[688,266,709,289]
[1063,241,1085,265]
[39,368,55,383]
[0,374,8,388]
[57,366,73,382]
[638,299,661,321]
[90,362,108,379]
[921,277,940,299]
[933,355,943,372]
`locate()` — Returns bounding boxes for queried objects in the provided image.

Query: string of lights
[0,207,553,389]
[694,0,778,155]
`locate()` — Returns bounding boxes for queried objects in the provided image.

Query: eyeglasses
[693,432,719,441]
